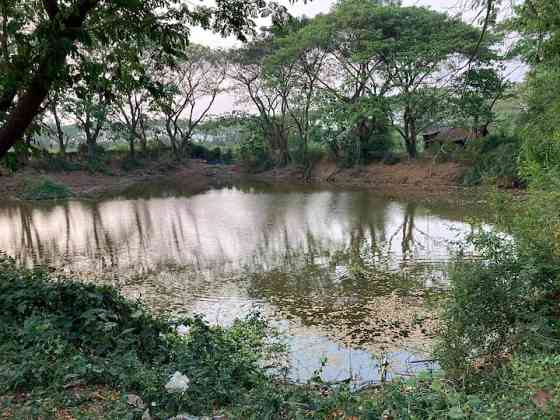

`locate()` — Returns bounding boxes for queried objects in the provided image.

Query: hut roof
[424,127,474,143]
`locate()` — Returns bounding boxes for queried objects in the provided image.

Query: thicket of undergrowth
[430,184,560,417]
[0,256,287,418]
[460,134,523,187]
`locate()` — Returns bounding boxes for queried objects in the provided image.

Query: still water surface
[0,182,480,385]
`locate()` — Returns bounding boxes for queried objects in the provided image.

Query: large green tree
[267,17,324,163]
[0,0,295,158]
[344,2,491,157]
[271,0,495,158]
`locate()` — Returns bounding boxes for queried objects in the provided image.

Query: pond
[0,181,482,386]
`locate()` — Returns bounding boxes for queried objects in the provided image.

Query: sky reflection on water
[0,183,479,384]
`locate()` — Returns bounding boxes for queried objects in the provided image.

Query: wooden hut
[422,127,480,149]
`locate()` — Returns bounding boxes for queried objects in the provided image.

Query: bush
[190,143,210,160]
[460,134,523,186]
[0,257,171,390]
[86,157,113,175]
[207,146,222,163]
[2,151,19,172]
[18,177,74,200]
[519,64,560,187]
[168,314,286,415]
[0,162,12,176]
[437,233,548,379]
[0,256,287,418]
[1,251,559,418]
[189,143,235,164]
[328,126,393,168]
[355,357,560,419]
[289,142,326,174]
[419,186,560,419]
[436,190,560,380]
[222,148,235,164]
[238,134,274,173]
[29,155,83,172]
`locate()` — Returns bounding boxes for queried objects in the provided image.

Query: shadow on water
[0,182,483,385]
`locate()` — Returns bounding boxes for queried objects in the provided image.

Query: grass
[17,177,74,201]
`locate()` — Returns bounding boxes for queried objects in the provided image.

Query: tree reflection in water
[0,183,480,379]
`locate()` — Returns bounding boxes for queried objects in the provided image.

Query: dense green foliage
[3,253,560,419]
[460,134,522,186]
[4,0,560,418]
[434,0,560,384]
[0,256,286,418]
[17,177,74,200]
[227,0,501,165]
[0,0,508,172]
[0,0,296,158]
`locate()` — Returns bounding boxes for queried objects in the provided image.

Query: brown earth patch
[255,157,481,203]
[311,158,468,193]
[0,156,499,204]
[0,159,244,201]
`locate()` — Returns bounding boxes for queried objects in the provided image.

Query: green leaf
[447,406,466,419]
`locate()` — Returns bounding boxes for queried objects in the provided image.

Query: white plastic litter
[176,324,191,336]
[165,371,191,393]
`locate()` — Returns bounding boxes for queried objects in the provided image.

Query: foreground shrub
[0,256,286,418]
[437,233,551,380]
[436,189,560,381]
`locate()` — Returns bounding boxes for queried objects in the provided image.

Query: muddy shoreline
[0,158,513,204]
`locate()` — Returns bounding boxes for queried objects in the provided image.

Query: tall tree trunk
[180,136,191,158]
[170,136,179,159]
[139,116,148,155]
[0,76,52,158]
[139,133,147,155]
[403,108,418,159]
[59,140,66,156]
[0,0,101,158]
[53,105,66,156]
[87,138,96,161]
[58,135,66,156]
[271,125,289,167]
[166,120,180,159]
[85,126,97,162]
[128,134,135,159]
[408,118,417,159]
[404,136,417,159]
[0,3,18,113]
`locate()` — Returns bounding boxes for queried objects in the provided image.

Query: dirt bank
[1,157,496,202]
[258,158,487,202]
[0,160,244,201]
